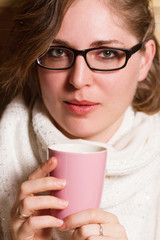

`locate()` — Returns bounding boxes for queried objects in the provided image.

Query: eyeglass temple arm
[130,42,143,54]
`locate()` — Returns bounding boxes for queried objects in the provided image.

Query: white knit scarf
[1,96,160,240]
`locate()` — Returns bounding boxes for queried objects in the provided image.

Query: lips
[64,100,100,115]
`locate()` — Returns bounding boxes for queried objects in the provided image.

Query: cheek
[101,65,140,105]
[38,69,63,101]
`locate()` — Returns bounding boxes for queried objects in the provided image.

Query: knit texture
[0,95,160,240]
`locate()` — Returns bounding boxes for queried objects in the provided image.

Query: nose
[68,55,93,89]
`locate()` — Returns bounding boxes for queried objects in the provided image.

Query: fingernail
[56,179,66,187]
[59,199,69,207]
[56,219,64,226]
[25,234,34,239]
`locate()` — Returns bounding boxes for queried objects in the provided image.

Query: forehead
[55,0,137,48]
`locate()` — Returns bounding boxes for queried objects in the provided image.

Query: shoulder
[0,95,30,146]
[1,95,29,118]
[134,110,160,133]
[0,94,38,177]
[0,95,29,127]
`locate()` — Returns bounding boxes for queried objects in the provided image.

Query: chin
[58,125,94,140]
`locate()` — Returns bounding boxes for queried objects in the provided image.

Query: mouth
[64,100,100,115]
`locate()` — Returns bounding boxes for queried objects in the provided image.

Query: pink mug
[48,142,107,219]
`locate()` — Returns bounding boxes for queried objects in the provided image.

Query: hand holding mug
[60,208,128,240]
[10,158,68,240]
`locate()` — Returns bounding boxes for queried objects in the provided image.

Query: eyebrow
[52,39,71,46]
[51,39,125,48]
[90,40,125,47]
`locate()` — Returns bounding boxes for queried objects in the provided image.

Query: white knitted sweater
[0,96,160,240]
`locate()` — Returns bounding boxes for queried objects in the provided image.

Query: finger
[60,209,119,231]
[28,157,57,180]
[18,215,64,240]
[72,223,126,239]
[85,237,116,240]
[18,176,66,200]
[19,195,68,217]
[11,176,66,217]
[11,195,68,238]
[71,224,100,240]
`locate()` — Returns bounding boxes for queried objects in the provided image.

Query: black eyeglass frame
[36,42,143,72]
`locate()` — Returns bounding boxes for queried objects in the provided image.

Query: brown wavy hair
[0,0,75,112]
[0,0,160,114]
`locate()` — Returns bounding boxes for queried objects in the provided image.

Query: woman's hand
[60,209,128,240]
[10,157,68,240]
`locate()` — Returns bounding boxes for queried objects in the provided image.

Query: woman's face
[38,0,150,142]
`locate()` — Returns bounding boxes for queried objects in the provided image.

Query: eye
[47,47,66,58]
[100,49,118,59]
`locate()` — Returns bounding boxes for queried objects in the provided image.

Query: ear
[138,40,156,82]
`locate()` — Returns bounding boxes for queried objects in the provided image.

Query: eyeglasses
[36,42,143,72]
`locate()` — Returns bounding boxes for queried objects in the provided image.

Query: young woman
[0,0,160,239]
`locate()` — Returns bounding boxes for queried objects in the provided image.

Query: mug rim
[48,143,107,154]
